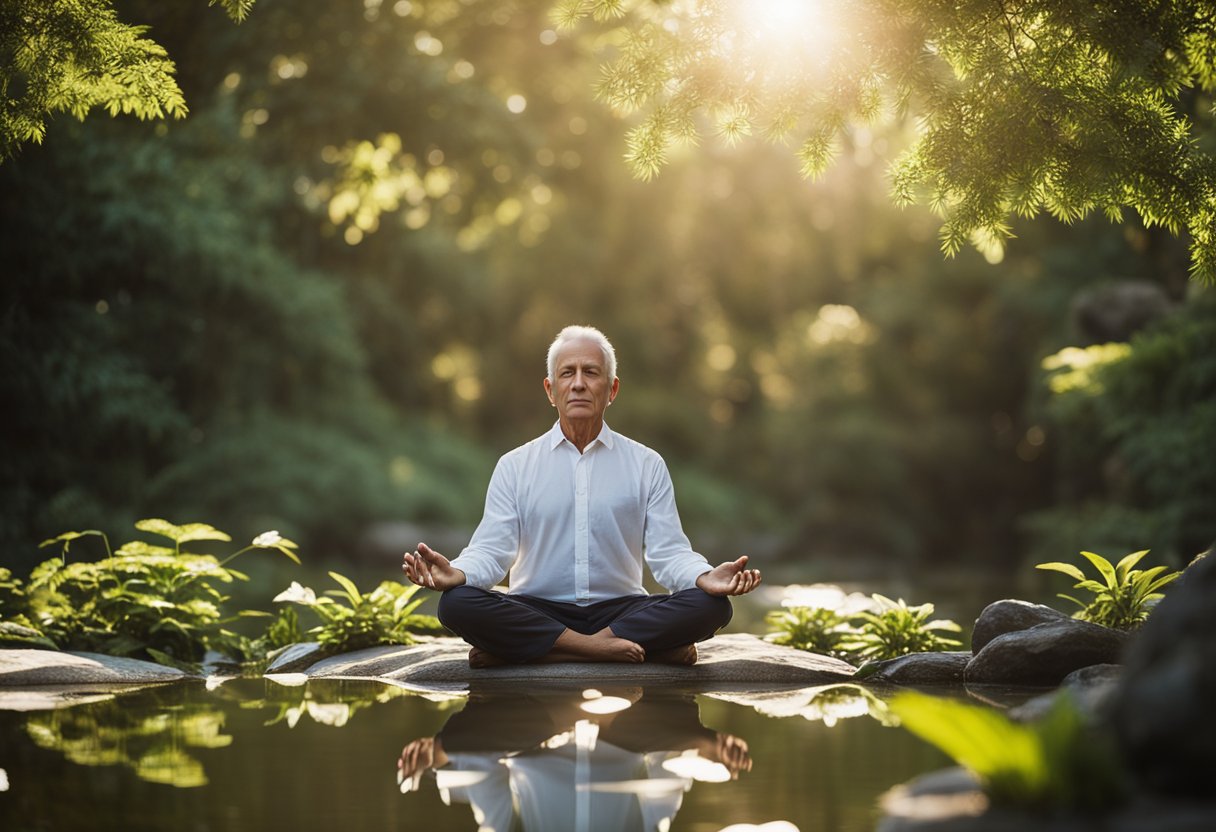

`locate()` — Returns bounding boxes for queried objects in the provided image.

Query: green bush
[1036,549,1181,630]
[766,591,962,664]
[272,572,442,653]
[8,520,298,664]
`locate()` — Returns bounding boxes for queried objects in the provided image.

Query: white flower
[253,530,283,547]
[273,581,317,605]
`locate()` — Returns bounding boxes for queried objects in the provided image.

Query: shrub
[9,520,298,664]
[1036,549,1181,630]
[272,572,442,653]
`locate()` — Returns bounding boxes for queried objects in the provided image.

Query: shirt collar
[547,420,615,451]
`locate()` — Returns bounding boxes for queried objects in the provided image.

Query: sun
[729,0,840,57]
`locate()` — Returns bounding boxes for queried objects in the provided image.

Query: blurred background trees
[2,0,1212,583]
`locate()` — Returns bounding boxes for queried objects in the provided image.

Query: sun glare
[730,0,840,58]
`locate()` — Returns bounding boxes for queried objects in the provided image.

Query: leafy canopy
[0,0,253,161]
[556,0,1216,280]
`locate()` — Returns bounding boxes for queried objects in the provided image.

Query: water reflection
[397,686,752,832]
[23,691,231,788]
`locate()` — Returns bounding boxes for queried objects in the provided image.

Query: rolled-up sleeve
[642,459,710,592]
[450,456,520,588]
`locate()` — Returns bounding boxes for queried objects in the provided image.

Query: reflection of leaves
[24,696,231,789]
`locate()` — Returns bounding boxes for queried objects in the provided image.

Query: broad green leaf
[135,519,232,544]
[115,541,176,558]
[890,691,1047,802]
[1114,550,1149,583]
[1078,552,1117,589]
[1036,562,1086,582]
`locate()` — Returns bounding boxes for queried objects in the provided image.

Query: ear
[543,376,555,406]
[608,377,620,403]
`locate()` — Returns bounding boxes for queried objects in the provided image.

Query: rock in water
[964,619,1128,686]
[970,599,1069,653]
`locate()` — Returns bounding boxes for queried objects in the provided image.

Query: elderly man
[402,325,761,667]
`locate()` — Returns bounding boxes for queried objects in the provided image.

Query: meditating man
[401,325,761,667]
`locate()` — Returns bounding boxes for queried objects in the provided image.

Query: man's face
[544,338,618,424]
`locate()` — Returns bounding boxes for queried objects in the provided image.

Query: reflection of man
[402,325,761,667]
[397,688,751,832]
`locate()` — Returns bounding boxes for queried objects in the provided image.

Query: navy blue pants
[437,585,733,664]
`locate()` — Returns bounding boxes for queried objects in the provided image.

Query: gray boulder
[965,619,1128,687]
[1007,663,1123,723]
[971,600,1069,653]
[1113,548,1216,799]
[860,652,972,685]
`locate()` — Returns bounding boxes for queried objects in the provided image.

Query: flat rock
[0,649,191,687]
[303,633,858,690]
[965,619,1128,687]
[861,652,972,685]
[970,600,1069,653]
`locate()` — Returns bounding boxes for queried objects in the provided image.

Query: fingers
[727,567,762,596]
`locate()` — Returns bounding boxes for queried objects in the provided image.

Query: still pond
[0,675,965,832]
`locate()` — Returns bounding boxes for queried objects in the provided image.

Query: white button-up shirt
[450,422,710,604]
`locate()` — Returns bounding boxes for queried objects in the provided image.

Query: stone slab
[0,649,191,687]
[303,633,859,690]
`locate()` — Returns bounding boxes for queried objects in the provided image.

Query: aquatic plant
[273,572,442,653]
[890,691,1124,811]
[1036,549,1181,630]
[7,519,298,664]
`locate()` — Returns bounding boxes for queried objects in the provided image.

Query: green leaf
[1035,562,1087,582]
[1078,552,1117,589]
[327,571,362,606]
[135,519,232,544]
[1114,550,1149,583]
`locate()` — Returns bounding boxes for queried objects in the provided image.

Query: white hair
[546,325,617,382]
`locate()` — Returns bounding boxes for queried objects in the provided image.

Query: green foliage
[1031,293,1216,562]
[838,595,962,662]
[767,593,962,664]
[1036,550,1181,630]
[890,691,1124,810]
[273,573,442,653]
[10,519,297,663]
[0,0,257,162]
[556,0,1216,280]
[764,606,852,657]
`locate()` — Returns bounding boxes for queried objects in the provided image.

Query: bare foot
[646,644,698,666]
[537,627,645,664]
[468,647,508,668]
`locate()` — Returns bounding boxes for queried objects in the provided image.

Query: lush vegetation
[766,591,961,664]
[1036,549,1182,630]
[891,691,1124,810]
[0,519,440,667]
[273,573,443,652]
[1,0,1212,581]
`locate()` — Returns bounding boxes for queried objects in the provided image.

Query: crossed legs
[437,586,733,666]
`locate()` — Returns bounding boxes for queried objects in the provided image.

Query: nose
[572,370,587,389]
